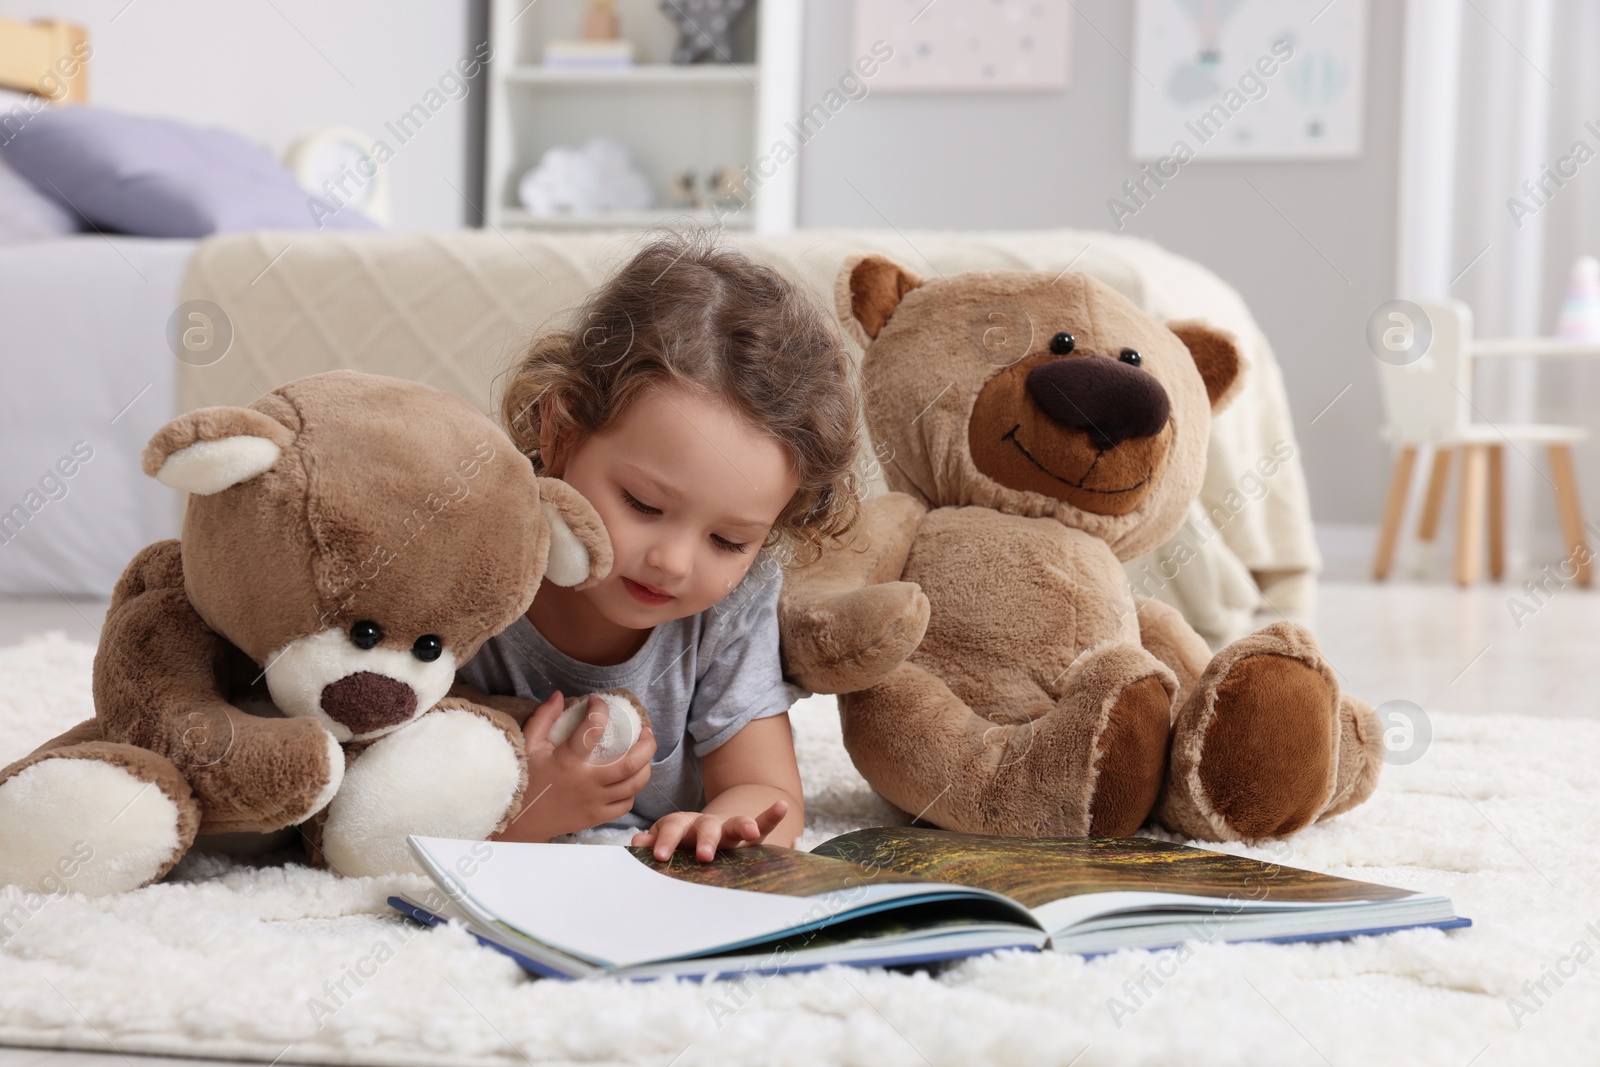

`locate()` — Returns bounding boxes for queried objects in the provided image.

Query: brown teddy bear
[0,371,642,895]
[781,257,1383,843]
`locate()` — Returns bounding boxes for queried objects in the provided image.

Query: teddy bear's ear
[835,253,923,348]
[1167,320,1248,413]
[537,476,614,589]
[141,407,294,495]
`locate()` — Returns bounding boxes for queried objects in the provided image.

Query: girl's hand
[631,800,790,863]
[498,691,655,842]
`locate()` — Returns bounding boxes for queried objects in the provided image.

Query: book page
[812,827,1415,910]
[408,837,1031,970]
[625,843,927,896]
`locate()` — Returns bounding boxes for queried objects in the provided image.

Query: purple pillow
[0,106,378,237]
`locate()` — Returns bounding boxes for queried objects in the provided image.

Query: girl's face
[543,381,799,630]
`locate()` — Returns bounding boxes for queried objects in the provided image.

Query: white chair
[1371,299,1591,587]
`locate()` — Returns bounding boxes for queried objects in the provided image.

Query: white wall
[2,0,485,230]
[796,0,1406,530]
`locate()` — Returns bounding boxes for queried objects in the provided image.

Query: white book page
[410,838,969,970]
[1032,889,1388,936]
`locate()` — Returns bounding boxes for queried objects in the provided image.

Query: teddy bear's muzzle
[1025,356,1171,451]
[319,672,419,734]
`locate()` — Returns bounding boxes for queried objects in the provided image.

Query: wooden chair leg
[1373,445,1418,581]
[1548,443,1592,588]
[1455,445,1487,587]
[1418,447,1452,542]
[1487,445,1505,580]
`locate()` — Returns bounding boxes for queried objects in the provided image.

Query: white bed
[0,235,194,596]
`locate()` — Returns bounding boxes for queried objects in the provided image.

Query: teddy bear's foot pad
[0,752,195,896]
[1156,622,1345,843]
[319,706,521,878]
[1086,675,1173,837]
[1196,653,1336,839]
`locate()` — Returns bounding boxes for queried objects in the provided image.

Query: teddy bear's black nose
[320,672,418,734]
[1025,356,1171,451]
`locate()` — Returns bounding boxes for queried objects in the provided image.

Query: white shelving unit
[482,0,802,234]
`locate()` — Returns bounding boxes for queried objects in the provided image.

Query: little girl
[453,231,861,862]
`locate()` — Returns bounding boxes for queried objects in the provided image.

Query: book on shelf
[541,39,636,70]
[390,825,1469,981]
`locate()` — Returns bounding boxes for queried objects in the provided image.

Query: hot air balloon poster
[1129,0,1366,159]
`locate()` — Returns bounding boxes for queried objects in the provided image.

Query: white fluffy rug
[2,633,1598,1067]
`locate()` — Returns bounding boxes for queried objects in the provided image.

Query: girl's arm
[703,713,805,845]
[632,713,805,861]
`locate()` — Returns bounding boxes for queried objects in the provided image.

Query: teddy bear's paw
[782,582,930,694]
[548,691,646,764]
[1164,623,1341,843]
[981,642,1174,836]
[1085,674,1174,837]
[184,716,345,833]
[1320,693,1385,821]
[319,707,522,878]
[0,749,199,896]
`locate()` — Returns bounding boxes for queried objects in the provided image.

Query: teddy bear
[780,256,1383,843]
[0,370,646,896]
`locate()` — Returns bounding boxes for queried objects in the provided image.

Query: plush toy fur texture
[0,371,618,895]
[781,258,1382,843]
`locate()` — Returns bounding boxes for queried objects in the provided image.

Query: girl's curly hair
[499,230,861,565]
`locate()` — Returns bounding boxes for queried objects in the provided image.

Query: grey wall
[797,1,1406,529]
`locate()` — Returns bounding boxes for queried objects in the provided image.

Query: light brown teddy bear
[0,371,644,895]
[782,257,1383,843]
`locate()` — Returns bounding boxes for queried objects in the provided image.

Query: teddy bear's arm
[1132,596,1214,711]
[779,492,930,694]
[93,540,345,833]
[448,679,541,726]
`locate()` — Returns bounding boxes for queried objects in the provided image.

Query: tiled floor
[1,576,1596,1067]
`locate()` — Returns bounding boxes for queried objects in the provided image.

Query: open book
[390,826,1468,980]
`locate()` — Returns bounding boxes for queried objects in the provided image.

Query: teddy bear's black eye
[350,620,382,650]
[1119,348,1142,367]
[1049,332,1075,355]
[412,634,443,663]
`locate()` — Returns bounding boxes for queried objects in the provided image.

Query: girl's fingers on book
[755,800,789,833]
[729,801,788,846]
[652,817,690,860]
[693,815,723,862]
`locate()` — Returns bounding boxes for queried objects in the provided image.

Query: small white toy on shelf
[1556,255,1600,342]
[517,136,653,218]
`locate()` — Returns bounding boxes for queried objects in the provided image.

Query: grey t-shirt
[455,556,804,830]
